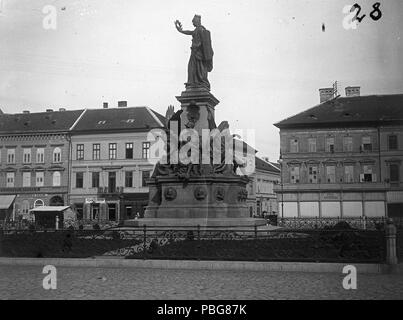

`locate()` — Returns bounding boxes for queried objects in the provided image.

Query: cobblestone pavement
[0,265,402,300]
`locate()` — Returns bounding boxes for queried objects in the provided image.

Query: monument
[125,16,266,228]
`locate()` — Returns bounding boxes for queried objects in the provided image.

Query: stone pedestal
[176,87,219,138]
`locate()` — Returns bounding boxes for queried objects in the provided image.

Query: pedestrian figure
[62,233,73,253]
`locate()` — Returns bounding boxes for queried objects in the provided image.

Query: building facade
[0,109,85,221]
[69,105,165,222]
[274,89,403,219]
[245,157,281,217]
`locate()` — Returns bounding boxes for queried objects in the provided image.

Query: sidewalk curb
[0,257,399,274]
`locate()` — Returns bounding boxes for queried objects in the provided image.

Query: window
[34,199,44,208]
[108,172,116,193]
[360,165,376,182]
[23,148,31,164]
[22,172,31,187]
[125,171,133,188]
[75,172,84,188]
[92,172,100,188]
[362,137,372,152]
[388,135,398,151]
[390,164,400,182]
[308,166,318,184]
[22,200,30,216]
[36,148,45,163]
[308,138,316,153]
[326,137,335,153]
[326,166,336,183]
[142,142,150,159]
[36,172,44,187]
[109,143,117,160]
[343,137,353,152]
[345,166,354,183]
[53,171,61,187]
[93,144,100,160]
[6,172,14,187]
[290,139,299,153]
[7,149,15,164]
[125,143,133,159]
[142,171,151,187]
[53,147,61,163]
[290,166,300,184]
[76,144,84,160]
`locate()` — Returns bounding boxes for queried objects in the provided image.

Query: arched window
[53,171,61,187]
[50,195,64,206]
[34,199,44,208]
[53,147,61,163]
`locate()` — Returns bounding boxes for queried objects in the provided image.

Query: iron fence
[3,217,401,232]
[277,217,387,230]
[0,225,386,263]
[0,219,119,231]
[0,228,143,258]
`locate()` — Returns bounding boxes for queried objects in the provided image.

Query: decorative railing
[277,217,387,230]
[64,219,119,230]
[0,219,119,231]
[0,225,386,263]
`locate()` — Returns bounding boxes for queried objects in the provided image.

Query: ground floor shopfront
[277,186,403,218]
[0,187,67,221]
[70,192,149,222]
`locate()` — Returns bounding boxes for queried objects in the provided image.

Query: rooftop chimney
[59,108,66,112]
[345,86,360,97]
[103,102,108,109]
[23,110,30,114]
[46,109,54,112]
[118,101,127,108]
[319,88,334,103]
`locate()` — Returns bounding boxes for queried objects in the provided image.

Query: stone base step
[122,218,268,229]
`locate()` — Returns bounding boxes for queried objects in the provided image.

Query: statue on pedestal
[175,15,214,90]
[123,16,265,228]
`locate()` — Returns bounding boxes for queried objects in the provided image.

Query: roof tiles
[275,94,403,128]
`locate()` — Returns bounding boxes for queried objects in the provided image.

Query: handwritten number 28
[351,2,382,23]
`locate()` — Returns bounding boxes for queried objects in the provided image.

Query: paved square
[0,265,402,300]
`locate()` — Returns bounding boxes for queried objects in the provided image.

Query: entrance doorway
[108,203,117,221]
[92,203,100,220]
[125,205,133,219]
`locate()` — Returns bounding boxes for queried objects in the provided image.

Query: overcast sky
[0,0,402,161]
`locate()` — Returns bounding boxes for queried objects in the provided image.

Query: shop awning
[30,206,70,213]
[0,195,16,210]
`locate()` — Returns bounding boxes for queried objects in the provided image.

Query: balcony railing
[274,182,388,192]
[97,187,124,194]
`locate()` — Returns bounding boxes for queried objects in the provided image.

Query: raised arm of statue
[175,20,193,35]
